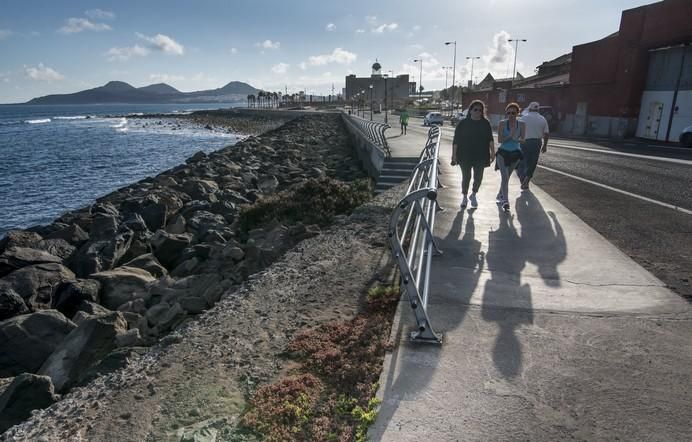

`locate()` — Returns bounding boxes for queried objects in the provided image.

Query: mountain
[25,80,258,105]
[137,83,182,95]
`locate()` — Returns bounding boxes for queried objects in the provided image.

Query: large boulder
[45,223,89,246]
[183,179,219,200]
[150,230,192,269]
[38,312,128,393]
[90,266,156,310]
[89,214,119,241]
[0,231,42,254]
[0,263,76,310]
[0,286,29,320]
[0,247,62,278]
[122,253,168,278]
[0,310,76,376]
[0,374,60,433]
[68,228,134,277]
[36,239,77,261]
[51,279,101,318]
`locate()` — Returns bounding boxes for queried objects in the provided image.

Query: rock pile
[0,113,369,432]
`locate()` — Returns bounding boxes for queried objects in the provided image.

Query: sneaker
[521,176,530,190]
[496,192,503,203]
[469,193,478,208]
[502,201,510,212]
[460,195,468,209]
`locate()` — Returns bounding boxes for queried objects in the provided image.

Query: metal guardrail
[387,126,443,344]
[344,114,391,156]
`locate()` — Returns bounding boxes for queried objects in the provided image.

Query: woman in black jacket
[451,100,495,209]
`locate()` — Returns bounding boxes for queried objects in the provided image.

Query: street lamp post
[445,41,457,111]
[361,90,365,117]
[387,70,394,117]
[466,56,480,89]
[383,74,389,124]
[442,66,451,114]
[508,38,527,80]
[369,84,374,121]
[413,59,423,99]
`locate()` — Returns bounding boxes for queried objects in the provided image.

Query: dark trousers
[459,163,485,195]
[518,139,541,179]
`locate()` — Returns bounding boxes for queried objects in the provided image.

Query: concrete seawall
[340,113,386,179]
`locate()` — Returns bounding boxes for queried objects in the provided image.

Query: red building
[463,0,692,140]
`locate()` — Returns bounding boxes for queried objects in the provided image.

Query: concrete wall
[340,113,385,179]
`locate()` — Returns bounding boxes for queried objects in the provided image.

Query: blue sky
[0,0,655,103]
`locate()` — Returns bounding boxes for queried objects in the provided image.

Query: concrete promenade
[370,121,692,441]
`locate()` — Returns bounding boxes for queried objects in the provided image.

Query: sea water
[0,103,243,237]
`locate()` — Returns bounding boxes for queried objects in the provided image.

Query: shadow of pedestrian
[515,191,566,287]
[481,209,533,379]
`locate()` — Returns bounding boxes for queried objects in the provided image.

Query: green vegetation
[238,177,372,234]
[239,284,401,441]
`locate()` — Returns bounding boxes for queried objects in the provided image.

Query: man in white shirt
[517,101,549,190]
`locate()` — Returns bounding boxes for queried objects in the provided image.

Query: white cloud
[136,33,185,55]
[59,18,112,34]
[372,23,398,33]
[271,63,289,74]
[409,44,424,51]
[299,62,307,70]
[24,63,64,81]
[0,29,12,40]
[308,48,357,66]
[106,44,150,61]
[355,29,365,34]
[365,16,377,25]
[230,47,238,54]
[413,25,421,32]
[0,71,10,83]
[149,73,185,83]
[85,9,115,20]
[326,23,336,31]
[256,39,280,50]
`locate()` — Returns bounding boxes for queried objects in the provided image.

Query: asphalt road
[383,115,692,300]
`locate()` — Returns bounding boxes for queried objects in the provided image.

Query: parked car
[423,112,444,126]
[680,125,692,147]
[450,110,468,125]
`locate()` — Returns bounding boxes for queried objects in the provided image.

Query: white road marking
[548,142,692,165]
[538,165,692,215]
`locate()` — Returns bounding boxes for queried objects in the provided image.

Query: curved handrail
[343,113,391,157]
[387,126,443,344]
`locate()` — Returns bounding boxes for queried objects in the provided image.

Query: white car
[680,125,692,147]
[423,112,444,126]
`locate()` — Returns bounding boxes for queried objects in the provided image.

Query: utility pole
[508,38,527,80]
[413,59,423,100]
[445,40,457,110]
[466,56,480,89]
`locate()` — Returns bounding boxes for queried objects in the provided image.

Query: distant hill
[25,80,258,105]
[137,83,182,95]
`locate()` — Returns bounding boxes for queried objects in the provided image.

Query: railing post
[387,125,443,344]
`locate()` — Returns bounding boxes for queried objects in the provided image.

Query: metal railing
[387,126,443,344]
[344,113,391,156]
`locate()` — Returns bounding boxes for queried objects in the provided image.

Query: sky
[0,0,657,104]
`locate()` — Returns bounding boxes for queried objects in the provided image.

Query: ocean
[0,103,243,238]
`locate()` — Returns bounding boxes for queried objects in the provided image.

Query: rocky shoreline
[0,112,391,438]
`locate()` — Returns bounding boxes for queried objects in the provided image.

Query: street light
[387,70,394,119]
[413,59,423,99]
[466,56,480,89]
[361,90,365,117]
[369,84,374,121]
[508,38,527,80]
[445,41,457,110]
